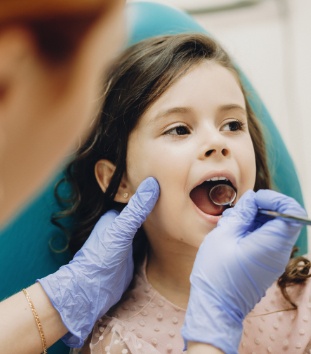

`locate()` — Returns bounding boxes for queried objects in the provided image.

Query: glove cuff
[182,306,242,354]
[38,266,91,347]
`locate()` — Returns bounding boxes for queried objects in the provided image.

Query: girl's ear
[94,159,131,203]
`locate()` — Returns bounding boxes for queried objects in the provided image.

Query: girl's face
[125,61,256,248]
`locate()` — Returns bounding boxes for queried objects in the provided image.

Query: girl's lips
[189,171,237,216]
[191,171,237,192]
[191,200,222,224]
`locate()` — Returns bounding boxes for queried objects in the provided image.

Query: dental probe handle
[258,209,311,226]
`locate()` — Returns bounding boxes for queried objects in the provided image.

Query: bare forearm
[187,342,224,354]
[0,283,68,354]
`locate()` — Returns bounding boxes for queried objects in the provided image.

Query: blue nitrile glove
[182,189,306,354]
[39,177,159,347]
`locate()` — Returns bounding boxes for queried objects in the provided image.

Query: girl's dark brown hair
[53,33,310,306]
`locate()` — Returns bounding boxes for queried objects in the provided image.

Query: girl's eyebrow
[218,104,247,114]
[150,104,247,123]
[152,106,191,122]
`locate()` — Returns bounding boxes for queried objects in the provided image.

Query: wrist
[182,296,242,354]
[26,283,68,348]
[187,342,224,354]
[38,264,88,347]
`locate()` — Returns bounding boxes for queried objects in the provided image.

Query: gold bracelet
[22,288,48,354]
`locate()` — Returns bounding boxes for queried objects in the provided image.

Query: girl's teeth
[207,177,228,182]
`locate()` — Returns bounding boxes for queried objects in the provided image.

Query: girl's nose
[198,131,230,160]
[205,147,229,157]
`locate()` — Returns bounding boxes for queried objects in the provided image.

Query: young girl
[56,33,311,353]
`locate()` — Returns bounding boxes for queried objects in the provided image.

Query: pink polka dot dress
[85,260,311,354]
[241,278,311,353]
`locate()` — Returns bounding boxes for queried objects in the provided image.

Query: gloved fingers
[71,209,120,257]
[94,209,120,231]
[220,189,306,238]
[237,226,299,278]
[218,190,258,231]
[255,189,307,217]
[237,211,303,272]
[248,216,303,249]
[253,189,306,240]
[105,177,160,244]
[246,212,274,232]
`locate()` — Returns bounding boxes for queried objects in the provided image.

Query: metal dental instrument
[209,183,237,206]
[257,209,311,226]
[209,184,311,226]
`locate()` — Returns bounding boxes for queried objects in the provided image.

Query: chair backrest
[0,2,307,353]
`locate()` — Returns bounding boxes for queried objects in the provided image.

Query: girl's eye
[222,120,244,132]
[165,125,191,136]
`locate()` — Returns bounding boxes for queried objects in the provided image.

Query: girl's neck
[145,242,197,310]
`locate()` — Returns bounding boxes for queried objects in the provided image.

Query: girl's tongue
[190,182,225,216]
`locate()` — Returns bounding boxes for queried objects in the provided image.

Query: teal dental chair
[0,2,307,353]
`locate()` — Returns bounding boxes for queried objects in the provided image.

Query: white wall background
[130,0,311,250]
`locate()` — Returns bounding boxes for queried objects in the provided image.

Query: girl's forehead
[142,62,245,120]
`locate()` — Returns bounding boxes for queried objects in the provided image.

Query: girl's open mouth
[190,179,236,216]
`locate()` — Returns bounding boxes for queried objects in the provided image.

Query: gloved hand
[39,177,159,347]
[182,189,306,354]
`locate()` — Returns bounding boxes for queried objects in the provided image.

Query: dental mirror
[209,184,237,206]
[209,183,311,226]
